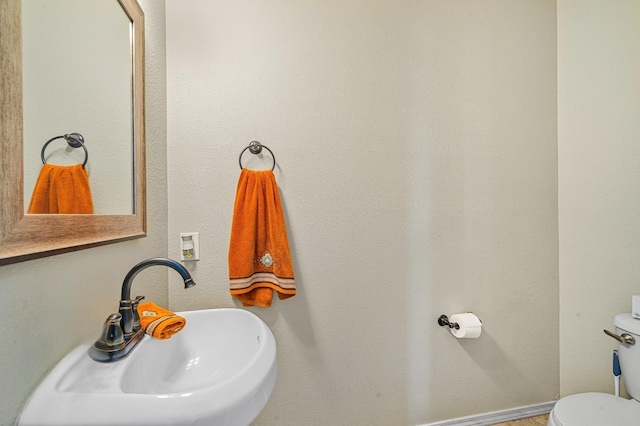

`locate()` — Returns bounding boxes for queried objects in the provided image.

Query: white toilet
[548,313,640,425]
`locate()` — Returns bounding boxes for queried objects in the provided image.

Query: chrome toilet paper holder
[437,314,460,330]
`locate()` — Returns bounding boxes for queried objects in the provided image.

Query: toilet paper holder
[438,313,483,339]
[437,315,460,330]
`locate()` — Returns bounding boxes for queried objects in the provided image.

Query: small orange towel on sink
[228,169,296,307]
[27,163,94,214]
[137,302,186,340]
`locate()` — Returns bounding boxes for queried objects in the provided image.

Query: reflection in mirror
[22,0,134,215]
[0,0,146,265]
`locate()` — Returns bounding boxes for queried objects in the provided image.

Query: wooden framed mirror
[0,0,146,265]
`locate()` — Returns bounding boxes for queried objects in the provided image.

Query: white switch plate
[180,232,200,261]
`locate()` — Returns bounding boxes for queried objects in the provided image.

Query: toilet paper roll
[449,313,482,339]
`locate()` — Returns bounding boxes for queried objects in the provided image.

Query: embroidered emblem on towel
[257,252,280,268]
[141,310,157,317]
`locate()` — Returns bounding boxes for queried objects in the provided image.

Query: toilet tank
[614,313,640,401]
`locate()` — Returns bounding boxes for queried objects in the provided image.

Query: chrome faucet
[89,258,196,362]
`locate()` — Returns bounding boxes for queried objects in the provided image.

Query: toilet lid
[552,392,640,426]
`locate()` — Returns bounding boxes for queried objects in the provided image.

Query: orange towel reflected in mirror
[229,169,295,307]
[27,164,94,214]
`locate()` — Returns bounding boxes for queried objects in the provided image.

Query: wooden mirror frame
[0,0,146,266]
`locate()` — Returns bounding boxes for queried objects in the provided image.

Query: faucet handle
[131,295,145,332]
[119,300,134,337]
[93,313,125,350]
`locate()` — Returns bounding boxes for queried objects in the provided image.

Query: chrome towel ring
[238,141,276,171]
[40,133,88,168]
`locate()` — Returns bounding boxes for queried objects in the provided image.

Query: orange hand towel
[137,302,186,340]
[27,164,94,214]
[229,169,295,307]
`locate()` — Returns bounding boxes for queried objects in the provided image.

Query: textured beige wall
[166,1,558,424]
[0,2,168,424]
[558,0,640,397]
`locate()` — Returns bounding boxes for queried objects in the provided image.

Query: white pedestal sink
[18,308,277,426]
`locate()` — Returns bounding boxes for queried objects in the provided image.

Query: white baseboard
[420,401,556,426]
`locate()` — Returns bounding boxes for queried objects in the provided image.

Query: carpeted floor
[492,414,548,426]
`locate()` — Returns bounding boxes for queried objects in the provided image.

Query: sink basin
[18,308,277,426]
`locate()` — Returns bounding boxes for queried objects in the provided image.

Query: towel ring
[41,133,88,168]
[238,141,276,171]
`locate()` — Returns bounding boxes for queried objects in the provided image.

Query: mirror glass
[22,0,134,215]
